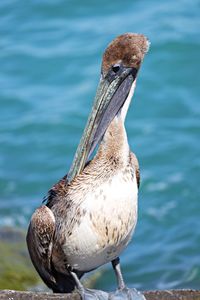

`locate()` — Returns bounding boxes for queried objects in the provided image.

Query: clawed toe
[79,287,146,300]
[109,287,146,300]
[78,288,109,300]
[76,286,146,300]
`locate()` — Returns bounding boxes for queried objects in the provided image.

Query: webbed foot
[109,287,146,299]
[77,287,146,299]
[78,288,109,299]
[69,261,146,299]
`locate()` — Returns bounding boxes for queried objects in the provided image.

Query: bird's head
[102,33,149,77]
[68,33,149,181]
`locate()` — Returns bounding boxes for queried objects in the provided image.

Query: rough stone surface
[144,290,200,299]
[0,289,200,300]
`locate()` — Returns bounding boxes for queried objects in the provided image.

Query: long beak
[67,67,137,182]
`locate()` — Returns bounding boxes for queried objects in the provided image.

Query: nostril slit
[112,64,120,73]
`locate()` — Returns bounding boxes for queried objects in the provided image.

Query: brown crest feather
[102,33,149,75]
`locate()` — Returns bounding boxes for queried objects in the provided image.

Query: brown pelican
[26,33,149,299]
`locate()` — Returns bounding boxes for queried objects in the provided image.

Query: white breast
[62,170,138,272]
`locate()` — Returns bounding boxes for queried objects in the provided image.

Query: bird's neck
[96,116,130,167]
[95,81,136,166]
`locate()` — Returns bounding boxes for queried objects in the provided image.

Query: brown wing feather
[26,205,57,291]
[43,174,68,209]
[130,152,140,188]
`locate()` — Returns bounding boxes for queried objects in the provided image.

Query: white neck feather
[120,80,136,122]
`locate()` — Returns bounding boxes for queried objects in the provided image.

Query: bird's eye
[112,64,120,73]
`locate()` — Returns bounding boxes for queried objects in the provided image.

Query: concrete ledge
[0,289,200,300]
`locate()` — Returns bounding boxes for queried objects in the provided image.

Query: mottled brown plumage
[27,118,139,292]
[26,32,149,295]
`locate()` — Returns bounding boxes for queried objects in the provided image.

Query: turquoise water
[0,0,199,292]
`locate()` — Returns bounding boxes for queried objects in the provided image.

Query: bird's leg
[110,257,146,300]
[68,268,109,300]
[70,270,85,294]
[112,257,125,290]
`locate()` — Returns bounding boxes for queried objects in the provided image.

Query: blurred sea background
[0,0,199,292]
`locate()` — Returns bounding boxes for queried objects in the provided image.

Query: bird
[26,33,149,299]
